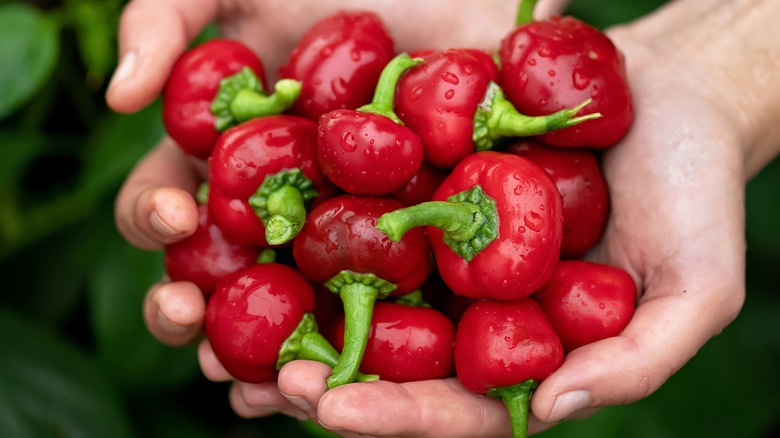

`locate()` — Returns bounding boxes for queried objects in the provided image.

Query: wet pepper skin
[395,48,499,168]
[204,263,315,383]
[499,16,633,148]
[207,115,332,246]
[163,39,267,159]
[164,204,260,296]
[507,140,609,259]
[431,151,563,300]
[534,260,637,352]
[334,301,456,383]
[279,11,396,120]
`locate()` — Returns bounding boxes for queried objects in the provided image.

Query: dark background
[1,0,778,437]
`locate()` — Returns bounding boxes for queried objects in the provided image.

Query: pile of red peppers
[159,1,639,437]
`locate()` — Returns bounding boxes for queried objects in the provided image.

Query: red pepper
[455,298,564,438]
[507,139,609,259]
[317,53,424,195]
[163,39,301,159]
[207,115,335,247]
[333,301,456,383]
[377,151,562,301]
[292,194,433,388]
[279,11,396,120]
[394,48,601,168]
[204,263,378,384]
[390,162,449,206]
[498,0,633,148]
[164,203,261,296]
[534,260,637,352]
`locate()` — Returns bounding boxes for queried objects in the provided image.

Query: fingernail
[548,390,591,422]
[110,51,137,86]
[150,209,182,237]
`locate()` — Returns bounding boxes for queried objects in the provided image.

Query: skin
[109,0,780,436]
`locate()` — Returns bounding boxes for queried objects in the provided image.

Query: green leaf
[0,3,59,119]
[87,223,200,393]
[0,309,134,438]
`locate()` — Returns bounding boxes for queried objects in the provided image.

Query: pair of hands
[107,0,776,436]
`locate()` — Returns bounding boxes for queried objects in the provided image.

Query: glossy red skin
[207,115,333,246]
[204,263,315,383]
[279,11,396,120]
[507,140,609,259]
[292,195,432,296]
[334,302,455,382]
[454,298,564,394]
[163,39,268,159]
[534,260,636,352]
[430,151,563,301]
[317,109,424,195]
[395,49,499,168]
[164,204,260,296]
[498,16,633,148]
[390,161,448,206]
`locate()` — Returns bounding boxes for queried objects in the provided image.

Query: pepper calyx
[443,185,499,261]
[325,271,397,299]
[248,168,317,245]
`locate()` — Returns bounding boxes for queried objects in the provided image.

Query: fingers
[198,339,233,382]
[531,276,745,423]
[106,0,219,113]
[277,361,560,438]
[143,281,205,347]
[229,381,309,420]
[534,0,572,19]
[115,137,202,250]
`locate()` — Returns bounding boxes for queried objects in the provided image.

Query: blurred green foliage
[0,0,778,437]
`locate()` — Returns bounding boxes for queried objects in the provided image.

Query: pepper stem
[248,169,317,245]
[324,271,397,389]
[277,313,379,382]
[472,82,602,151]
[358,52,424,124]
[515,0,538,26]
[211,67,302,131]
[376,185,499,261]
[488,379,539,438]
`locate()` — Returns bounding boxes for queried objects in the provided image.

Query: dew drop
[331,77,350,101]
[599,303,606,310]
[524,211,545,232]
[548,69,556,77]
[350,49,361,61]
[441,71,460,85]
[340,131,358,152]
[444,89,455,100]
[528,58,537,67]
[537,44,552,58]
[572,70,591,90]
[408,85,423,102]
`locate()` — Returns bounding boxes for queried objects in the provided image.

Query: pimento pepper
[390,162,449,206]
[394,48,601,168]
[208,115,335,247]
[279,11,396,120]
[377,151,562,301]
[534,260,637,352]
[317,53,424,195]
[498,0,633,148]
[455,298,564,438]
[204,263,378,384]
[333,301,456,383]
[292,195,433,388]
[164,203,261,296]
[507,140,609,259]
[163,39,301,159]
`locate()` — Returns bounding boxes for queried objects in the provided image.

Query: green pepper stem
[377,201,485,242]
[358,52,423,124]
[488,379,539,438]
[277,313,379,382]
[248,169,317,246]
[515,0,538,26]
[394,289,431,308]
[473,82,602,151]
[211,67,301,131]
[326,282,380,389]
[264,185,306,245]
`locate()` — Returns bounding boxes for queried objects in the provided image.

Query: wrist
[613,0,780,179]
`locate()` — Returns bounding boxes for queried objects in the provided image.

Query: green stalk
[248,169,317,245]
[473,82,601,151]
[358,52,424,124]
[211,68,301,130]
[488,379,539,438]
[515,0,538,26]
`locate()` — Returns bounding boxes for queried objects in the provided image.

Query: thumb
[106,0,219,113]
